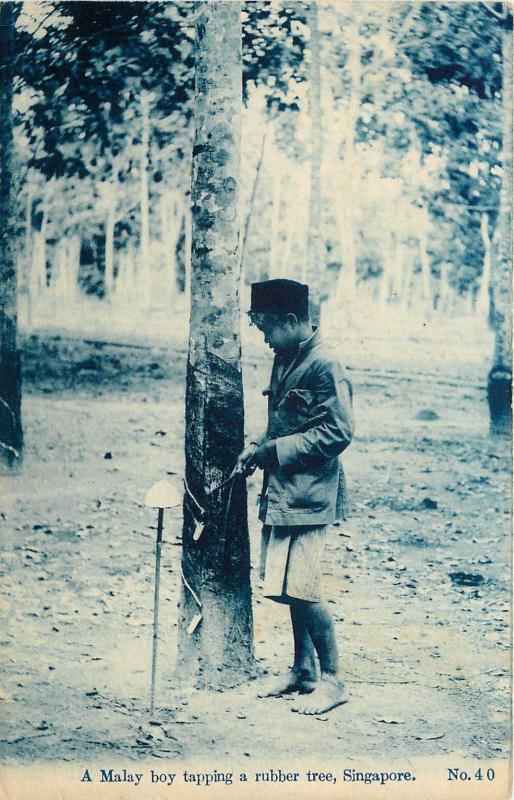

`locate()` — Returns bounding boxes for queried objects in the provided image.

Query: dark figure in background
[238,279,354,715]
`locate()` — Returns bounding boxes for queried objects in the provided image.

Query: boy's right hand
[236,443,259,475]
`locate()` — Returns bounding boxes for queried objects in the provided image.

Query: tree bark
[436,261,451,316]
[280,178,296,277]
[269,142,283,280]
[99,172,117,299]
[476,212,492,319]
[307,1,322,323]
[0,2,23,470]
[28,190,49,327]
[140,92,151,306]
[24,182,33,300]
[160,189,181,307]
[378,228,395,307]
[104,199,116,298]
[488,21,512,435]
[177,1,253,688]
[334,29,361,307]
[240,123,268,282]
[183,195,192,306]
[418,204,433,307]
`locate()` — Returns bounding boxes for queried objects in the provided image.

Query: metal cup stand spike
[144,479,182,714]
[144,466,243,713]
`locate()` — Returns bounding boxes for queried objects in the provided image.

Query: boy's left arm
[274,358,354,469]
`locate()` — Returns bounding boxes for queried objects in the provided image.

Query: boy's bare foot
[257,670,317,698]
[291,674,349,714]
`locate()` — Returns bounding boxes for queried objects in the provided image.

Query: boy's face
[250,312,297,354]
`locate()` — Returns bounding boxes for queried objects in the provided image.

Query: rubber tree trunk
[240,123,268,282]
[488,21,513,436]
[378,228,394,307]
[334,28,361,307]
[104,199,116,298]
[281,181,296,277]
[476,212,492,319]
[24,183,33,301]
[183,197,192,306]
[160,190,181,307]
[418,204,433,307]
[177,1,253,689]
[28,191,49,327]
[140,92,151,306]
[436,261,451,316]
[307,0,322,324]
[269,142,282,280]
[0,2,23,471]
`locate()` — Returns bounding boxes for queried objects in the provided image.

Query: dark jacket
[258,328,354,526]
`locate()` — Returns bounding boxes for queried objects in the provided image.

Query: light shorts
[260,524,327,604]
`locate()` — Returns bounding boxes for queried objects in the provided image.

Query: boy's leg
[290,602,318,680]
[290,599,349,714]
[257,602,317,697]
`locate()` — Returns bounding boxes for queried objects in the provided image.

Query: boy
[238,278,354,715]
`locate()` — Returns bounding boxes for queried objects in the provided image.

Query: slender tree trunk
[269,143,282,279]
[378,228,395,307]
[99,170,117,299]
[140,92,151,306]
[392,220,404,302]
[434,261,451,316]
[280,182,296,277]
[160,190,181,307]
[116,241,135,302]
[0,2,23,470]
[418,204,433,307]
[475,212,492,319]
[24,183,33,306]
[104,195,116,298]
[334,31,361,306]
[307,1,322,323]
[68,233,80,304]
[240,123,268,281]
[488,23,512,435]
[177,1,253,688]
[52,239,67,297]
[28,191,49,326]
[402,253,415,311]
[183,195,192,306]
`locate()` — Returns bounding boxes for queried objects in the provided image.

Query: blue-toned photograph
[0,2,511,798]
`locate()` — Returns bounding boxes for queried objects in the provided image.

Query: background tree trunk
[104,201,116,298]
[160,189,181,307]
[476,212,491,319]
[24,183,33,301]
[183,196,192,306]
[418,204,433,306]
[28,191,49,327]
[488,20,512,435]
[269,142,282,280]
[334,31,361,308]
[307,0,322,323]
[139,92,151,306]
[0,1,23,470]
[177,1,253,688]
[240,124,268,282]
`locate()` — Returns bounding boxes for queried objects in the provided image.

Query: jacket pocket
[285,388,314,409]
[283,388,315,427]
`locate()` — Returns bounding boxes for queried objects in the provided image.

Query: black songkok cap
[250,279,309,317]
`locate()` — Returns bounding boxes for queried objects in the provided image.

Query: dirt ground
[0,319,511,772]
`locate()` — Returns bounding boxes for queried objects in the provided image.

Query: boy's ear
[285,313,298,327]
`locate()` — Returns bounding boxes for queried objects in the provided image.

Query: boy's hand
[236,443,259,474]
[253,440,278,470]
